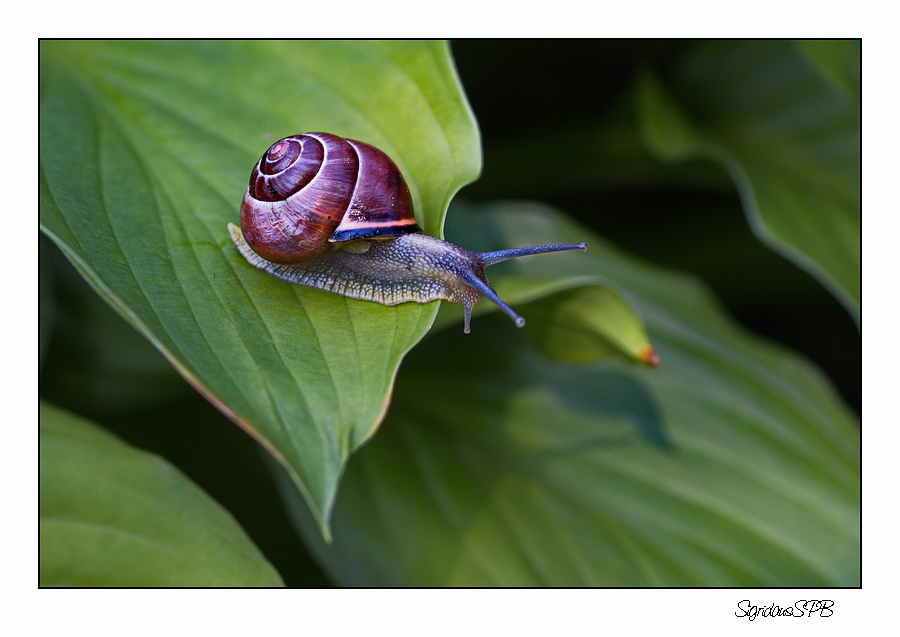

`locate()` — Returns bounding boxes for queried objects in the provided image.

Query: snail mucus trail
[228,132,586,333]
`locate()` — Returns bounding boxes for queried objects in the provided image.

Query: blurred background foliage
[452,40,860,414]
[39,40,859,586]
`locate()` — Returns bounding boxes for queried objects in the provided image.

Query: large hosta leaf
[281,202,859,586]
[39,40,480,534]
[40,402,283,586]
[636,40,860,323]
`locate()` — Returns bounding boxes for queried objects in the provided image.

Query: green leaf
[520,285,658,365]
[39,40,480,536]
[433,202,657,365]
[40,401,283,586]
[281,202,859,586]
[796,40,861,100]
[635,40,860,324]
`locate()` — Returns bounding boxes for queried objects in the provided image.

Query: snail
[228,132,586,333]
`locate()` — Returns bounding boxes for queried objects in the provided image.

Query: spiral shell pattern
[239,132,420,264]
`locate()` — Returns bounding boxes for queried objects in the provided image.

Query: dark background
[451,39,860,416]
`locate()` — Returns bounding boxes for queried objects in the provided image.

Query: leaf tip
[639,346,660,367]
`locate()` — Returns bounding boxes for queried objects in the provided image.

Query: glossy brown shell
[239,132,420,264]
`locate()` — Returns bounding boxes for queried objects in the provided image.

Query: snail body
[230,133,586,333]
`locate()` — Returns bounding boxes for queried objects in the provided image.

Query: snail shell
[230,133,587,332]
[240,132,420,263]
